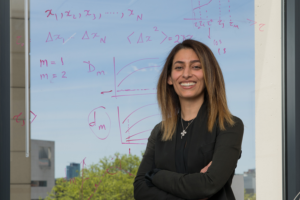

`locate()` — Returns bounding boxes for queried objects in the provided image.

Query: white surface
[255,0,283,199]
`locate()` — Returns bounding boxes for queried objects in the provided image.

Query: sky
[30,0,255,179]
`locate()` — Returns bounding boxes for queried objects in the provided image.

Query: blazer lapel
[186,100,209,173]
[155,123,177,172]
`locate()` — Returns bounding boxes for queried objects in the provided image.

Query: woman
[134,39,244,200]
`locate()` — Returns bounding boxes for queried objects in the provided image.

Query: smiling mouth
[180,82,196,86]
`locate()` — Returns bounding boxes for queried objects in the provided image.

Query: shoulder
[153,122,162,132]
[143,122,162,156]
[218,115,244,138]
[148,122,162,140]
[230,115,244,130]
[215,115,244,148]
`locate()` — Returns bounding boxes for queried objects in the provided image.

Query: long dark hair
[157,39,234,141]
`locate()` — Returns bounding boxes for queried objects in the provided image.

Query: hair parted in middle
[157,39,234,141]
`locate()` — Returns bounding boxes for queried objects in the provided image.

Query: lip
[179,81,196,84]
[179,81,196,89]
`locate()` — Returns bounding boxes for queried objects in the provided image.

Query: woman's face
[168,48,205,101]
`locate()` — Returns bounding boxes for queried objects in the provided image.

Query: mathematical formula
[13,111,37,126]
[45,9,143,22]
[30,0,257,182]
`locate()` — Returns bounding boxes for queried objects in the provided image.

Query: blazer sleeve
[133,123,184,200]
[151,117,244,199]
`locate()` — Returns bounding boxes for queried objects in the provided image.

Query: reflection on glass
[30,0,256,199]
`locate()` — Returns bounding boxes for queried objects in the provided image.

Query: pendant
[181,130,187,139]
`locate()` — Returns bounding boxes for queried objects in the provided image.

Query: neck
[179,94,204,121]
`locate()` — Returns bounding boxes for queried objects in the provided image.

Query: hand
[196,161,212,200]
[200,161,212,173]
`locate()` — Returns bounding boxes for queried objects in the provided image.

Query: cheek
[197,71,204,81]
[196,72,205,89]
[199,70,204,82]
[171,71,182,81]
[169,72,181,85]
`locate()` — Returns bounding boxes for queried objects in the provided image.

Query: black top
[175,113,198,174]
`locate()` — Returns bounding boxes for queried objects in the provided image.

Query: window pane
[29,0,255,199]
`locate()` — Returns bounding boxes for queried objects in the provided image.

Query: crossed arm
[134,117,244,200]
[133,123,184,200]
[151,118,244,199]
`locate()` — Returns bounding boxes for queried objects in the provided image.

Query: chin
[180,94,201,100]
[178,91,204,100]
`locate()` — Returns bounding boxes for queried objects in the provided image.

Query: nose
[182,67,192,78]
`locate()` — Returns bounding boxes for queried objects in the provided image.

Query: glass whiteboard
[30,0,255,198]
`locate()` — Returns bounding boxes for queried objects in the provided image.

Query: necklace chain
[180,116,195,139]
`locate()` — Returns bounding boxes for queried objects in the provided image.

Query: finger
[207,161,212,167]
[200,161,213,173]
[200,166,208,173]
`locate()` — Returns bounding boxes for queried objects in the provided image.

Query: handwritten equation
[87,103,159,145]
[39,57,67,83]
[127,29,193,44]
[45,9,143,22]
[13,111,37,126]
[88,106,111,140]
[44,30,193,45]
[30,0,258,183]
[37,56,162,96]
[247,18,266,32]
[38,57,108,83]
[15,36,31,47]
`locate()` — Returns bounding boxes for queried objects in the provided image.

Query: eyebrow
[173,60,200,65]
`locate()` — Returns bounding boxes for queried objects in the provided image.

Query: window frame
[283,0,300,199]
[0,0,11,199]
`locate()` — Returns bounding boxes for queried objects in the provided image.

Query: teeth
[180,82,195,86]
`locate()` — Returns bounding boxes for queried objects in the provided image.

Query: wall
[31,140,55,200]
[10,0,31,199]
[255,0,283,199]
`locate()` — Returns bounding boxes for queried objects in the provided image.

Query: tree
[244,189,256,200]
[45,153,141,200]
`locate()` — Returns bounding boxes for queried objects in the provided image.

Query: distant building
[67,163,80,180]
[232,174,244,200]
[31,140,55,200]
[244,169,256,194]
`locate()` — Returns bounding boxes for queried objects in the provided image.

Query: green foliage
[45,153,141,200]
[244,189,256,200]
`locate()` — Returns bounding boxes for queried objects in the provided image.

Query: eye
[193,65,202,69]
[174,66,183,70]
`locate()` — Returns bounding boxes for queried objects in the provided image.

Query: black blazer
[134,105,244,200]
